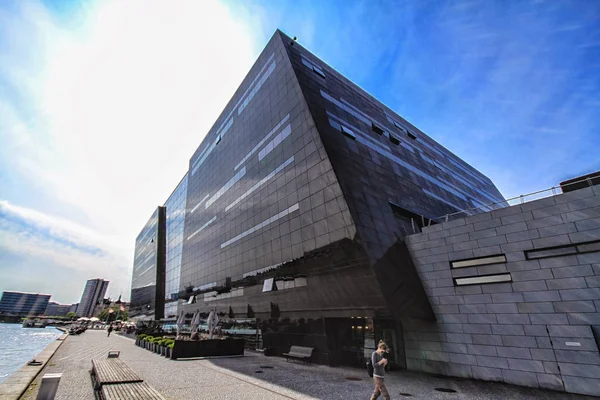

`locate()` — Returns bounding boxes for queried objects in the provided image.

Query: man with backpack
[368,340,390,400]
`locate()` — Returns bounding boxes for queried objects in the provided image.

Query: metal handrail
[432,176,597,224]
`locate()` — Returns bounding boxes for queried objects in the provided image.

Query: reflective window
[163,174,188,318]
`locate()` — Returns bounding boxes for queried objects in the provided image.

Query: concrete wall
[404,185,600,396]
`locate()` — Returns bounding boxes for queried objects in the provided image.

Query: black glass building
[130,207,166,320]
[132,30,504,366]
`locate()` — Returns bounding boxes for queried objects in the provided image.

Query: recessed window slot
[371,123,384,135]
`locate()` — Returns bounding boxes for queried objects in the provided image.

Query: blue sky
[1,0,599,304]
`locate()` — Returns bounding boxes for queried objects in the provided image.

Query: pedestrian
[370,340,390,400]
[107,323,113,337]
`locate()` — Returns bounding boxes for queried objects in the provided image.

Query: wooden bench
[101,382,165,400]
[90,358,143,390]
[283,346,314,363]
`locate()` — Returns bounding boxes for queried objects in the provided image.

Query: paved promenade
[21,330,596,399]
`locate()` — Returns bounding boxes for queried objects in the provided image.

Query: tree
[98,306,128,322]
[66,312,77,320]
[228,306,235,319]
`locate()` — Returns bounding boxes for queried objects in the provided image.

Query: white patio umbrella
[189,310,200,337]
[77,317,90,321]
[89,317,100,322]
[175,311,185,338]
[207,309,219,339]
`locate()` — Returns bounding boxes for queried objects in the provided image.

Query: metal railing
[432,176,598,224]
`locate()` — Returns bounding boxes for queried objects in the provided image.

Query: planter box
[171,338,245,360]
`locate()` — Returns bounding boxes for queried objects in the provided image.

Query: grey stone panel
[501,370,539,388]
[496,314,531,325]
[520,196,557,212]
[536,373,564,391]
[482,283,513,293]
[524,325,548,336]
[492,205,523,218]
[551,338,598,351]
[472,334,503,346]
[501,212,534,225]
[471,366,504,382]
[563,376,600,396]
[530,349,556,361]
[554,350,600,365]
[496,222,528,235]
[560,288,600,301]
[562,207,600,223]
[486,303,519,314]
[522,290,561,302]
[502,336,538,348]
[497,346,531,359]
[553,300,596,313]
[530,313,569,325]
[568,313,600,325]
[476,355,508,369]
[507,358,545,373]
[441,342,467,353]
[468,314,497,324]
[531,203,570,218]
[467,344,497,356]
[559,363,600,379]
[491,324,525,335]
[445,362,473,378]
[506,230,540,243]
[569,228,600,242]
[537,337,553,349]
[472,245,503,257]
[491,292,524,303]
[517,302,554,313]
[511,269,553,282]
[537,223,577,237]
[552,265,594,278]
[547,277,588,290]
[449,353,477,365]
[512,280,548,292]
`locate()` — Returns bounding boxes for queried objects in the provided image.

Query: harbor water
[0,323,62,383]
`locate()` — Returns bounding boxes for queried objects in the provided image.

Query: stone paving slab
[22,331,599,400]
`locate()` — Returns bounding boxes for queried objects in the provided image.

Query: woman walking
[370,341,390,400]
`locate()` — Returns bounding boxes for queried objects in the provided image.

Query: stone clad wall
[404,185,600,396]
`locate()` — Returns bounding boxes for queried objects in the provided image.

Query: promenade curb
[0,330,68,400]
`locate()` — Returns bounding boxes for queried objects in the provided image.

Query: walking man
[107,323,113,337]
[370,341,390,400]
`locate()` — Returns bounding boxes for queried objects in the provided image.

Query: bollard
[36,373,62,400]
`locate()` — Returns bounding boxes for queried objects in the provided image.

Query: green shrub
[167,342,174,349]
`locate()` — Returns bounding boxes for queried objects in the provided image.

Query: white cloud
[0,0,265,301]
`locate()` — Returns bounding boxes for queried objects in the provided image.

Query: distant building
[76,279,109,317]
[45,302,71,317]
[69,303,78,314]
[0,291,51,316]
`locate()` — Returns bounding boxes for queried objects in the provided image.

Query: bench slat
[92,359,143,386]
[102,382,165,400]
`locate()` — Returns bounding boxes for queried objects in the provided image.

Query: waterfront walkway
[21,330,594,399]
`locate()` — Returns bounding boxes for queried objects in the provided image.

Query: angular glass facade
[164,174,188,318]
[131,30,506,365]
[130,207,166,319]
